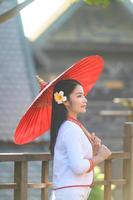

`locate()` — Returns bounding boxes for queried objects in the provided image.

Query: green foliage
[84,0,109,6]
[76,0,125,6]
[88,185,104,200]
[88,166,104,200]
[88,166,115,200]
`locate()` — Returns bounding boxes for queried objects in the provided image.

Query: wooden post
[104,159,112,200]
[41,161,49,200]
[14,161,28,200]
[123,122,133,200]
[127,109,133,121]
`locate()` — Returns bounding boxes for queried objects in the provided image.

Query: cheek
[69,96,82,110]
[72,99,81,109]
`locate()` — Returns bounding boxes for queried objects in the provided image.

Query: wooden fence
[0,122,133,200]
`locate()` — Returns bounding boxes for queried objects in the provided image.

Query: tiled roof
[0,1,37,142]
[36,1,133,45]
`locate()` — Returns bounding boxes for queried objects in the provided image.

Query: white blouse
[52,120,93,189]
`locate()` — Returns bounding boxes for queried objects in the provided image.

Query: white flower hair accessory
[54,91,67,104]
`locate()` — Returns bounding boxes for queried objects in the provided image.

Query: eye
[77,94,84,97]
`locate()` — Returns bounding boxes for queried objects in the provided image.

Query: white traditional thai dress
[50,120,93,200]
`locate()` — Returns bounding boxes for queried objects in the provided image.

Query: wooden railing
[0,122,133,200]
[0,152,52,200]
[99,110,133,121]
[99,98,133,121]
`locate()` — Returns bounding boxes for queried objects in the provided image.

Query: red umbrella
[14,55,104,144]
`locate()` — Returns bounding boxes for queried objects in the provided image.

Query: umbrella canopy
[14,55,104,144]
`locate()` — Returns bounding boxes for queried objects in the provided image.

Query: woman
[13,55,111,199]
[49,79,111,200]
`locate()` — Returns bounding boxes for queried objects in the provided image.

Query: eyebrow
[75,92,84,95]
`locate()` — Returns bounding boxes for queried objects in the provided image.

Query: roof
[34,1,133,46]
[0,0,38,142]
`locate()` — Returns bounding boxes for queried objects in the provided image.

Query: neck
[67,116,82,128]
[67,113,77,120]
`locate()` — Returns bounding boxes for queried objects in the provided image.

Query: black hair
[49,79,81,156]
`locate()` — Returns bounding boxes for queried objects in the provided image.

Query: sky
[17,0,66,40]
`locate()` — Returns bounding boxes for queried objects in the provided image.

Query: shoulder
[59,120,81,132]
[58,120,83,140]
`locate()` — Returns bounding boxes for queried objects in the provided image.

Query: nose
[83,96,87,103]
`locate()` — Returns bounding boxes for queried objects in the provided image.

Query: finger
[92,132,96,137]
[91,135,95,142]
[96,137,101,143]
[94,138,101,145]
[97,142,101,147]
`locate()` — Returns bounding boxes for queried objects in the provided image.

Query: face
[64,84,87,117]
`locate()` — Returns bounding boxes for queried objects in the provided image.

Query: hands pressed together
[91,132,112,161]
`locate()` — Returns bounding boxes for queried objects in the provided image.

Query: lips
[81,105,86,108]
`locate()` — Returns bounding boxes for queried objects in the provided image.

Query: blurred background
[0,0,133,199]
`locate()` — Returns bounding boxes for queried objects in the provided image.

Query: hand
[97,144,112,161]
[91,132,102,146]
[91,133,102,156]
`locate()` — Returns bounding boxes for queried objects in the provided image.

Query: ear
[63,100,70,107]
